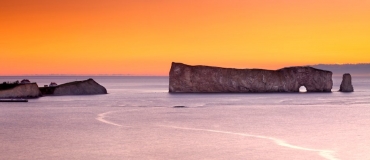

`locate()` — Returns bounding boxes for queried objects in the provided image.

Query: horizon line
[1,63,369,76]
[0,74,168,77]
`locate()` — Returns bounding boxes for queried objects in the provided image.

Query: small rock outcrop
[0,83,42,98]
[169,62,333,93]
[339,73,354,92]
[40,79,107,96]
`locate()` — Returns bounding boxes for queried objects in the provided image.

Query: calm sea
[0,76,369,160]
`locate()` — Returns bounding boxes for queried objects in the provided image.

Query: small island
[39,78,107,96]
[0,80,42,99]
[0,78,107,100]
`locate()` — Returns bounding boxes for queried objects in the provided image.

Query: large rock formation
[40,79,107,96]
[0,83,42,98]
[339,73,354,92]
[169,62,333,93]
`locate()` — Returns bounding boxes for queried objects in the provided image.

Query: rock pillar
[339,73,354,92]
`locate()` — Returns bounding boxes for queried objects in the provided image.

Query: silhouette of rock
[0,83,42,98]
[40,79,107,96]
[169,62,333,93]
[339,73,354,92]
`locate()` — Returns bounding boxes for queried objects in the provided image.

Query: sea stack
[339,73,354,92]
[169,62,333,93]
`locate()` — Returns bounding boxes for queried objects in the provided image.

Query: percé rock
[339,73,354,92]
[40,79,107,96]
[169,62,333,93]
[0,83,42,98]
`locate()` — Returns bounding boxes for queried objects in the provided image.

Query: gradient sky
[1,0,370,75]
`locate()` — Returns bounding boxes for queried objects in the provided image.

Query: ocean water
[0,76,369,160]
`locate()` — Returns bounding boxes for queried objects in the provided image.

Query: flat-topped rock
[339,73,354,92]
[169,62,333,93]
[40,79,107,96]
[0,83,42,99]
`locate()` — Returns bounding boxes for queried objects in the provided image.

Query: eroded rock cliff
[40,79,107,96]
[339,73,354,92]
[0,83,42,98]
[169,62,333,93]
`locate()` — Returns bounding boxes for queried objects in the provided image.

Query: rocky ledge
[169,62,333,93]
[0,83,42,99]
[40,79,107,96]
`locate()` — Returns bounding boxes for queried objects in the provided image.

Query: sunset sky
[1,0,370,75]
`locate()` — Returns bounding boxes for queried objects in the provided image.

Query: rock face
[339,73,354,92]
[169,62,333,93]
[40,79,107,96]
[0,83,42,98]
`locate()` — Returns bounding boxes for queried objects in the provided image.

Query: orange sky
[1,0,370,75]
